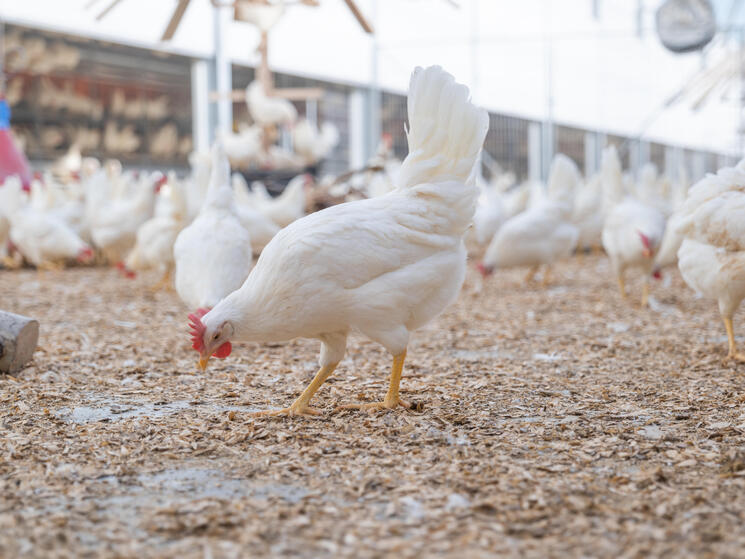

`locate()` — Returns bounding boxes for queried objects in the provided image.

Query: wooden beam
[342,0,374,34]
[96,0,125,20]
[270,87,324,100]
[209,90,246,102]
[161,0,192,41]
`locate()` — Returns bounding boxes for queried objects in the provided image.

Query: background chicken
[292,119,340,166]
[479,153,579,284]
[242,174,310,228]
[4,176,93,269]
[231,174,280,252]
[174,144,253,311]
[189,65,488,417]
[88,170,157,264]
[677,161,745,362]
[245,81,297,128]
[601,147,666,306]
[124,172,187,289]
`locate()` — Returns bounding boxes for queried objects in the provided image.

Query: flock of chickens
[1,65,744,416]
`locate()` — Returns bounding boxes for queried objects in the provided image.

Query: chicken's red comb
[188,308,210,351]
[154,174,168,192]
[637,231,651,250]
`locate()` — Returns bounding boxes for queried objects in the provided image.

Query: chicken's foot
[723,316,745,363]
[336,351,411,412]
[524,265,539,284]
[150,269,173,292]
[1,255,22,270]
[37,260,64,272]
[616,275,626,300]
[541,266,552,287]
[251,362,338,417]
[641,282,650,308]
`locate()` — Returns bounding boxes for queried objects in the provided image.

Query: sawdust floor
[1,255,745,558]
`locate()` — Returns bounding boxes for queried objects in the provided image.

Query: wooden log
[0,311,39,374]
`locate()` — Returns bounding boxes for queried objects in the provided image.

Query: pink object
[0,99,32,192]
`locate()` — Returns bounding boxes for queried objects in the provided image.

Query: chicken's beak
[198,354,210,371]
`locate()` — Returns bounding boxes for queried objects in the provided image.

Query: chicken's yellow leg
[723,316,745,363]
[336,350,411,412]
[617,274,626,300]
[151,268,173,292]
[524,265,539,284]
[641,282,650,308]
[37,260,64,272]
[1,255,22,269]
[251,362,338,417]
[541,266,552,287]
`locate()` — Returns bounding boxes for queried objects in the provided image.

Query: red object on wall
[0,99,32,192]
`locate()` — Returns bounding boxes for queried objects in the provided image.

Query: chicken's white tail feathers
[397,66,489,189]
[203,141,234,209]
[547,153,579,206]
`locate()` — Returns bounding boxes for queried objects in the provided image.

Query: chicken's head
[76,246,94,264]
[476,261,494,278]
[188,308,233,371]
[115,261,136,279]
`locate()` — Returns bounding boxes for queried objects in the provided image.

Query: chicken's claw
[335,398,411,414]
[724,352,745,364]
[250,404,324,418]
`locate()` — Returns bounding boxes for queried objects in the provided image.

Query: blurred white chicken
[247,174,310,228]
[184,151,212,222]
[220,124,263,169]
[572,173,604,253]
[188,65,488,417]
[88,170,157,264]
[246,81,297,127]
[472,176,505,246]
[174,144,253,310]
[4,177,93,269]
[292,119,340,165]
[124,173,187,289]
[653,167,690,273]
[601,147,666,306]
[677,161,745,362]
[479,154,579,284]
[231,174,281,252]
[51,143,82,182]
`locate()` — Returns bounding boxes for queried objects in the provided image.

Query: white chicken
[220,124,263,169]
[89,171,157,264]
[292,119,340,165]
[677,161,745,362]
[479,154,579,284]
[188,65,488,417]
[246,81,297,127]
[124,173,187,289]
[472,177,505,245]
[184,151,212,222]
[247,174,310,228]
[601,148,666,306]
[174,144,253,311]
[653,168,690,273]
[231,174,280,252]
[572,173,604,253]
[5,177,93,269]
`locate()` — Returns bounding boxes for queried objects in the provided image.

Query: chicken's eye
[212,333,220,340]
